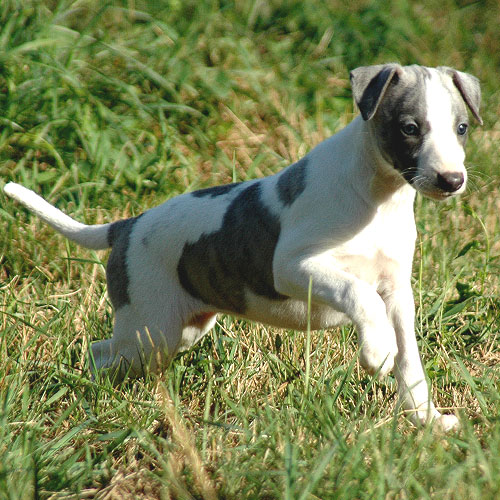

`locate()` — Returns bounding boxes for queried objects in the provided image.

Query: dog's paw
[359,334,398,378]
[434,413,460,432]
[408,407,460,433]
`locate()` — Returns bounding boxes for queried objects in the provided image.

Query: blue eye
[401,123,419,136]
[457,123,468,136]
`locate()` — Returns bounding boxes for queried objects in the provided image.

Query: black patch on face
[106,215,141,310]
[372,68,431,184]
[177,182,287,314]
[191,182,241,198]
[277,157,308,206]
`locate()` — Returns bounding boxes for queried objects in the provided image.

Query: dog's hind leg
[177,312,217,353]
[90,302,185,380]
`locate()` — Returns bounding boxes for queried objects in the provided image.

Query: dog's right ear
[350,64,402,121]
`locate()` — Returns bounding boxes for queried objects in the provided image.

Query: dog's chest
[331,205,416,288]
[334,251,401,289]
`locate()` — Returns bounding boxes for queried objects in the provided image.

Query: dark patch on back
[177,182,287,314]
[277,157,308,206]
[106,215,141,310]
[191,182,241,198]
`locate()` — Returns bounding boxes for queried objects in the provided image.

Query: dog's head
[350,64,482,200]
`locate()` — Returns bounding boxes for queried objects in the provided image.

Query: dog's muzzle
[436,171,464,193]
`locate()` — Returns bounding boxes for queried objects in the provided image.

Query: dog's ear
[437,67,483,125]
[350,64,402,121]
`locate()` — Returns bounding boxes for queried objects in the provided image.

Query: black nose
[436,172,464,192]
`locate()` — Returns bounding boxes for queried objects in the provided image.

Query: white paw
[359,327,398,378]
[434,413,460,432]
[359,336,398,378]
[408,407,460,432]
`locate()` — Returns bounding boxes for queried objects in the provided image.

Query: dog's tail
[4,182,112,250]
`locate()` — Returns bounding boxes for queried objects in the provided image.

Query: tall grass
[1,1,499,498]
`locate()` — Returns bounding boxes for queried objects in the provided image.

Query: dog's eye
[457,123,468,136]
[401,123,419,136]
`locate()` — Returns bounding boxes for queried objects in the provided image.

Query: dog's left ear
[350,64,402,121]
[438,66,483,125]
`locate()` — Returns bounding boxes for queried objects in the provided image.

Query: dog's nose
[436,171,464,192]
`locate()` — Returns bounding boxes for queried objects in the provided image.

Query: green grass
[1,0,499,498]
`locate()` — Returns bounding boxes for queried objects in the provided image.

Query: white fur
[6,65,481,432]
[416,69,468,198]
[4,182,110,249]
[425,70,466,169]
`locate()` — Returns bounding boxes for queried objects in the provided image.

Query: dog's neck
[346,116,416,209]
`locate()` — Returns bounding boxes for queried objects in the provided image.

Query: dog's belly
[242,292,349,331]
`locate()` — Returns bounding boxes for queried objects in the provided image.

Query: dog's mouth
[413,182,465,201]
[418,189,456,201]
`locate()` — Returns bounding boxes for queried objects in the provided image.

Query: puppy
[4,64,482,430]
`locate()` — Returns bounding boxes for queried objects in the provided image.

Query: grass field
[1,0,499,498]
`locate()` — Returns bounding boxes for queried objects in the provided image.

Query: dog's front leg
[388,285,459,431]
[274,254,398,377]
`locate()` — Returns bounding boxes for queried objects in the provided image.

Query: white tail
[4,182,111,249]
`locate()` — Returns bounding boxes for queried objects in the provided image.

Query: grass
[0,0,499,498]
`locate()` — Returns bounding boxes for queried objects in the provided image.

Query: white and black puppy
[5,64,482,431]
